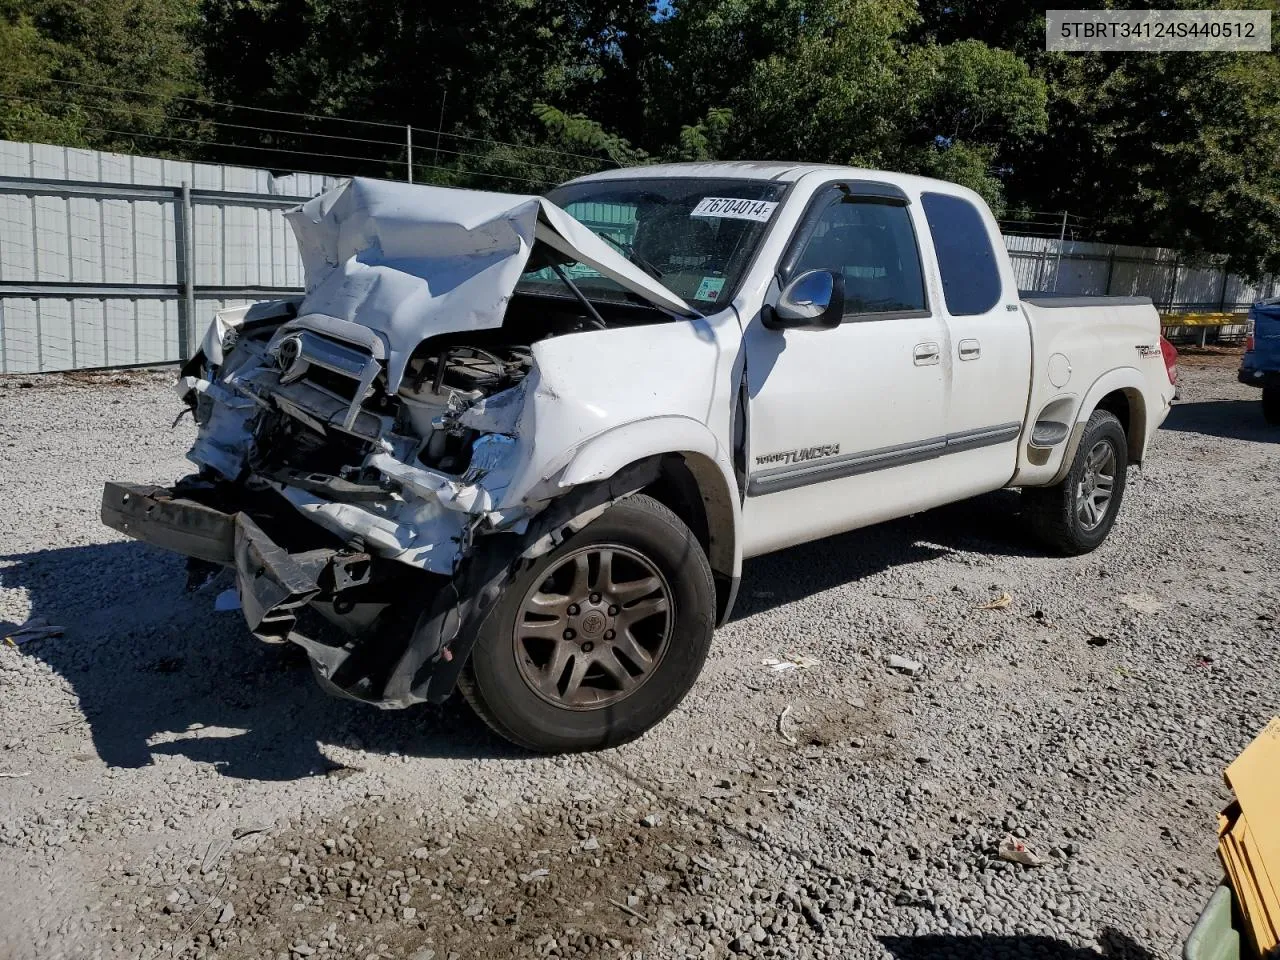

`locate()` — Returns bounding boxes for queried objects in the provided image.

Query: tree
[0,0,203,153]
[635,0,1047,208]
[1006,46,1280,278]
[195,0,655,186]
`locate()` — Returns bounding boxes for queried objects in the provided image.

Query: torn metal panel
[284,178,694,390]
[449,382,527,436]
[199,298,301,367]
[233,513,326,644]
[273,483,469,576]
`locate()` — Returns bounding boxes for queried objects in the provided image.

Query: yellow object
[1219,717,1280,958]
[1160,312,1247,327]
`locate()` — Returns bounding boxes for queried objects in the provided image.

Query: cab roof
[564,161,971,197]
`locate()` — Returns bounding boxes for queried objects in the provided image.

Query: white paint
[177,161,1174,592]
[1047,353,1072,388]
[274,484,468,576]
[1013,299,1175,486]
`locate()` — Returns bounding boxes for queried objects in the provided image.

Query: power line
[1004,210,1090,222]
[72,126,563,186]
[0,93,598,177]
[43,76,620,166]
[76,125,408,167]
[0,92,406,148]
[408,125,620,165]
[46,77,408,130]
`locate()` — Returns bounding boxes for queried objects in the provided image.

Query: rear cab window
[920,192,1004,316]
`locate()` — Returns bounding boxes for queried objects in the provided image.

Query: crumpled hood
[284,177,694,390]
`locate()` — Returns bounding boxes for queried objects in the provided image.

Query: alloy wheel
[512,544,674,711]
[1075,439,1117,531]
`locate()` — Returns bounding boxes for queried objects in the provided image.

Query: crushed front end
[102,300,541,707]
[102,176,697,709]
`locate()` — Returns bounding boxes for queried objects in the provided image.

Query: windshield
[519,177,788,309]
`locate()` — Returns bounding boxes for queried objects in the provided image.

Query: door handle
[913,341,940,366]
[958,339,981,360]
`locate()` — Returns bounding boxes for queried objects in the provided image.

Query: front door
[740,185,951,558]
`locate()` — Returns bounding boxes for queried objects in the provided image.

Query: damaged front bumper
[103,481,330,644]
[102,449,662,711]
[101,479,463,705]
[101,482,236,566]
[101,299,553,708]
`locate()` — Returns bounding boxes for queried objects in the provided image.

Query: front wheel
[459,493,715,753]
[1263,386,1280,426]
[1024,409,1128,556]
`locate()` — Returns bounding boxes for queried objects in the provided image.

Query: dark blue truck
[1239,299,1280,425]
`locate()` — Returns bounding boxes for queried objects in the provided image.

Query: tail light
[1159,336,1178,386]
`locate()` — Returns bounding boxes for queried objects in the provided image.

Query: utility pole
[435,89,447,167]
[406,125,413,183]
[1051,210,1068,292]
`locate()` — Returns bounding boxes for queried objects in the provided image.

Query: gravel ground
[1,357,1276,960]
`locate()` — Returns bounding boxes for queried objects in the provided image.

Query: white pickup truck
[103,162,1178,751]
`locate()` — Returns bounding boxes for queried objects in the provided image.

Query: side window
[790,197,926,318]
[920,192,1002,316]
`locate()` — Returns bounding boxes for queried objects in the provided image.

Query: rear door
[920,190,1033,490]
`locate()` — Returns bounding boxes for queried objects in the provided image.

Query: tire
[1263,386,1280,426]
[1024,409,1128,556]
[459,493,715,753]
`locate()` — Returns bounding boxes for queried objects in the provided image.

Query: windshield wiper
[594,231,665,281]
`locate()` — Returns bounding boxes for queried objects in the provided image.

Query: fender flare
[558,414,744,601]
[1052,366,1150,484]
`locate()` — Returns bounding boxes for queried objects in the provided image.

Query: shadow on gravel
[879,926,1159,960]
[3,541,525,780]
[1162,398,1279,443]
[5,488,1036,775]
[733,489,1040,621]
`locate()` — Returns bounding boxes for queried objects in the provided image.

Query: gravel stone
[885,655,924,676]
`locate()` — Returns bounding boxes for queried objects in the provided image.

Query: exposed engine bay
[102,176,698,709]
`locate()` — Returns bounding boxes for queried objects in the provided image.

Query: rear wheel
[459,494,715,752]
[1025,409,1128,556]
[1263,386,1280,426]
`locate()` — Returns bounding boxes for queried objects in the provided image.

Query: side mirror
[762,269,845,330]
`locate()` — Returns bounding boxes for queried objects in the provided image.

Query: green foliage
[0,0,202,152]
[1011,46,1280,278]
[903,40,1047,148]
[532,103,648,167]
[656,0,1046,207]
[196,0,652,184]
[726,0,914,168]
[676,108,734,162]
[0,0,1274,272]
